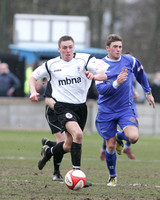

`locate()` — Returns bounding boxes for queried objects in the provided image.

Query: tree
[148,0,160,71]
[0,0,160,72]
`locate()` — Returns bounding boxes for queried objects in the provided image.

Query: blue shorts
[95,108,138,140]
[132,104,138,118]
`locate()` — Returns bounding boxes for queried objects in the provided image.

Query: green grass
[0,130,160,200]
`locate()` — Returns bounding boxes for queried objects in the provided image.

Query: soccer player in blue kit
[100,72,138,161]
[95,34,155,186]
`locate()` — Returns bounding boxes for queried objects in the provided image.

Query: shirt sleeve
[87,58,109,74]
[32,63,49,80]
[133,58,151,93]
[96,80,117,95]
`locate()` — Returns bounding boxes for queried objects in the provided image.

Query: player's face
[106,41,122,60]
[58,40,75,62]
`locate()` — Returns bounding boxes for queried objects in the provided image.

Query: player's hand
[45,97,56,110]
[146,95,155,108]
[30,92,40,102]
[85,71,94,80]
[133,89,139,100]
[117,72,128,85]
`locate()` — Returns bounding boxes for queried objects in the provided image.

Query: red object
[65,169,86,190]
[100,150,106,161]
[123,148,136,159]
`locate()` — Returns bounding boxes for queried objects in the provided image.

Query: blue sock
[105,149,117,177]
[125,141,131,148]
[117,131,130,143]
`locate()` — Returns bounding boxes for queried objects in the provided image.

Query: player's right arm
[29,63,48,102]
[96,71,127,95]
[29,76,40,102]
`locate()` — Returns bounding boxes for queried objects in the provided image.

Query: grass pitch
[0,130,160,200]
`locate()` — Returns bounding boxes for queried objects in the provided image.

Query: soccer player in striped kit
[29,35,108,186]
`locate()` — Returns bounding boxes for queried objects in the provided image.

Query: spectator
[151,71,160,103]
[0,62,20,97]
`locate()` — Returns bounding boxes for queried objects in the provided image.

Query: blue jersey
[96,55,151,114]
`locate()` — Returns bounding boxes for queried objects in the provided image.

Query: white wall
[13,14,90,49]
[0,98,159,135]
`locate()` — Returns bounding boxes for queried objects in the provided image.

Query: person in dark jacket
[0,62,20,97]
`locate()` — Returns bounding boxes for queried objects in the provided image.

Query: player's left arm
[85,57,108,81]
[133,87,139,100]
[45,97,56,110]
[145,92,155,108]
[85,70,107,81]
[133,58,155,108]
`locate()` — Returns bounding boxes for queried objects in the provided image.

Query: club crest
[121,67,128,72]
[65,113,73,119]
[130,117,136,123]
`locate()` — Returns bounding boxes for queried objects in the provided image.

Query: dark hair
[58,35,74,47]
[106,34,122,46]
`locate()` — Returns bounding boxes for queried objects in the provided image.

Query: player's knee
[63,143,71,152]
[107,144,115,153]
[130,135,139,144]
[65,146,71,152]
[75,131,83,143]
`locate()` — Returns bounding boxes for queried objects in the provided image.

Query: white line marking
[0,156,160,163]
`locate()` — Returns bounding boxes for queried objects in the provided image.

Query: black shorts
[45,105,62,134]
[54,101,87,132]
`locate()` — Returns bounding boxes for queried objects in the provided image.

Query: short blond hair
[58,35,74,47]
